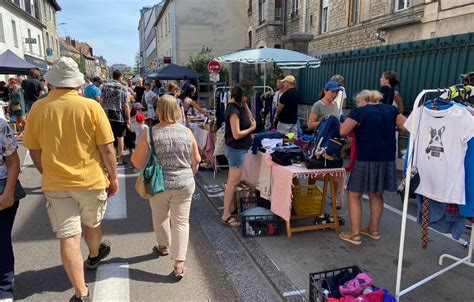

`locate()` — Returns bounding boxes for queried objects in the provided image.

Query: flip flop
[221,216,241,227]
[339,232,362,245]
[360,229,381,240]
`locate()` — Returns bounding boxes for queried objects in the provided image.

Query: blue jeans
[224,145,247,168]
[0,200,19,299]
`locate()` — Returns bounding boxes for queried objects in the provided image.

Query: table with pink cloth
[241,152,346,237]
[189,122,216,168]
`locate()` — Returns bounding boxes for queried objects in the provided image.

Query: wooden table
[241,152,346,238]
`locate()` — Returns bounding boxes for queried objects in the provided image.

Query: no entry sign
[207,60,221,73]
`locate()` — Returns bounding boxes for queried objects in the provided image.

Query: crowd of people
[0,53,439,302]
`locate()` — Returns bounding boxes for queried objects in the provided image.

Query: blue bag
[142,127,165,195]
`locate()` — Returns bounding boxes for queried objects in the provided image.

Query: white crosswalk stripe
[93,263,130,302]
[104,167,127,220]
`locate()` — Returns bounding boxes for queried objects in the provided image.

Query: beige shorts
[45,189,108,238]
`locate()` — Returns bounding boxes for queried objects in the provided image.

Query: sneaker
[84,241,111,270]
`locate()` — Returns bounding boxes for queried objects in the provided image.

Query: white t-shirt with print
[405,105,474,204]
[144,90,156,119]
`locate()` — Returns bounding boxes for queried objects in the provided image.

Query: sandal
[221,216,241,227]
[174,265,187,280]
[339,232,362,245]
[152,245,170,256]
[360,229,381,240]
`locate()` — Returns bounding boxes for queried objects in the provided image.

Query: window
[275,0,282,21]
[37,34,42,56]
[348,0,359,26]
[292,0,298,16]
[248,0,252,13]
[321,0,328,33]
[248,31,252,48]
[310,15,314,27]
[27,29,32,52]
[13,0,20,6]
[165,16,168,34]
[0,14,4,42]
[46,32,49,48]
[274,44,281,49]
[11,20,18,47]
[258,0,265,25]
[167,13,170,32]
[395,0,410,11]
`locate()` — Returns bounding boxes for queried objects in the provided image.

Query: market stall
[241,151,345,238]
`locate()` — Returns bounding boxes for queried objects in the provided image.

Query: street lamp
[58,22,67,37]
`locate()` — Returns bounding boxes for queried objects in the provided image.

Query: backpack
[306,115,344,169]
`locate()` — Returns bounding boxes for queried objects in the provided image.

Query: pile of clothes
[313,267,395,302]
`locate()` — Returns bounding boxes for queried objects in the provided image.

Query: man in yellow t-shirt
[23,57,117,302]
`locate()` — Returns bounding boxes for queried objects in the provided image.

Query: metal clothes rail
[396,88,474,301]
[212,85,274,178]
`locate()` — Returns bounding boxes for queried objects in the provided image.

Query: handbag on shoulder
[135,127,165,199]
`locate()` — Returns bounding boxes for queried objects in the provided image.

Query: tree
[67,55,85,75]
[187,46,228,83]
[133,51,141,75]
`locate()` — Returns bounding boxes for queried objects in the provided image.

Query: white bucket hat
[44,56,84,88]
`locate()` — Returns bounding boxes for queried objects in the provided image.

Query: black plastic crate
[239,197,271,214]
[241,214,283,237]
[309,266,361,302]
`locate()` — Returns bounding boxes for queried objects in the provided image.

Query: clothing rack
[396,88,474,301]
[212,85,274,178]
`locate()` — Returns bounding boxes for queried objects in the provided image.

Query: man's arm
[29,149,43,174]
[98,143,118,197]
[0,151,21,210]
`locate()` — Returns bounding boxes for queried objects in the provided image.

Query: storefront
[24,54,48,72]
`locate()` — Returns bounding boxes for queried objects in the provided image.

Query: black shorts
[110,121,127,138]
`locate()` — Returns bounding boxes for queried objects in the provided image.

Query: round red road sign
[207,60,221,73]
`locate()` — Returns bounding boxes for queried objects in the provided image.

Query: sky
[57,0,160,67]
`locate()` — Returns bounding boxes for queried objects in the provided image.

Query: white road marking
[361,195,468,244]
[93,263,130,302]
[22,150,34,169]
[104,168,127,220]
[283,290,306,297]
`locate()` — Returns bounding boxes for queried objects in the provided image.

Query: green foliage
[67,55,86,74]
[133,51,141,75]
[187,46,212,81]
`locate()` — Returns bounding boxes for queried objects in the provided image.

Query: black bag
[0,179,26,201]
[306,157,343,169]
[271,148,304,166]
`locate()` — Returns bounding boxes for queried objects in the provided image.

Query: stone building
[40,0,61,67]
[153,0,247,68]
[246,0,285,49]
[303,0,474,56]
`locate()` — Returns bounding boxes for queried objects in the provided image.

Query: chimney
[71,39,76,48]
[90,48,93,57]
[66,36,71,45]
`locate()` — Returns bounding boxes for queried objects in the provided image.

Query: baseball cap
[324,80,341,92]
[91,76,102,84]
[282,75,296,84]
[133,102,144,110]
[135,113,146,123]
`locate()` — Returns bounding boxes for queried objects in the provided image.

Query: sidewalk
[196,168,474,301]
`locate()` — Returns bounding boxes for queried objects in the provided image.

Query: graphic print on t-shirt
[425,126,445,158]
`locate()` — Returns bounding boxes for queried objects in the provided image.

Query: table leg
[286,219,292,238]
[322,175,328,206]
[329,175,340,232]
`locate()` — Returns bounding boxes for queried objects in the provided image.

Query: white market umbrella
[215,47,320,89]
[216,47,320,69]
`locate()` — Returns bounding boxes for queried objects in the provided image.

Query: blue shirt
[84,84,101,101]
[348,103,399,162]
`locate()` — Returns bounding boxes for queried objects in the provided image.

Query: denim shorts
[224,145,247,168]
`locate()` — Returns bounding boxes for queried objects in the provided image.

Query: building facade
[40,0,61,66]
[0,0,50,72]
[247,0,285,49]
[60,36,107,78]
[138,4,163,77]
[153,0,247,68]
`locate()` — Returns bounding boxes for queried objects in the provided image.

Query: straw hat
[44,57,84,88]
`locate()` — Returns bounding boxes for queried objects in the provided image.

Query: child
[133,113,148,148]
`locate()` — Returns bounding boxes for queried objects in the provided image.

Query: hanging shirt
[405,105,474,204]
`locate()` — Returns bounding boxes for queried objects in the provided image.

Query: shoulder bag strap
[147,126,158,165]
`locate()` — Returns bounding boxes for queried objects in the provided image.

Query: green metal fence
[299,32,474,112]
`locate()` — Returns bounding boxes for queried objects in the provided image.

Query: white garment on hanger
[220,91,229,110]
[405,105,474,204]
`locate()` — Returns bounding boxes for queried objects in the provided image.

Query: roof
[59,38,79,53]
[153,0,170,27]
[48,0,61,11]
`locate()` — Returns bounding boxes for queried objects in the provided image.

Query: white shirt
[144,90,156,119]
[405,105,474,204]
[132,123,149,147]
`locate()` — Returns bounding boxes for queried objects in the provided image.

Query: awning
[147,63,202,80]
[0,50,39,74]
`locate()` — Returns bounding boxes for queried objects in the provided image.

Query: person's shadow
[14,252,177,300]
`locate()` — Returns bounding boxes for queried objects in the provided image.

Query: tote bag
[135,127,165,198]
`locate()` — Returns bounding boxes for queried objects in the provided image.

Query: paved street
[11,144,474,302]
